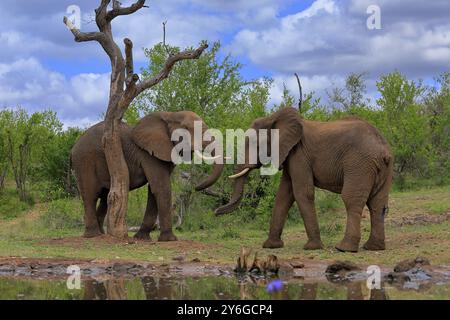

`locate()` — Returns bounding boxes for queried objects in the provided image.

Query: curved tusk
[228,168,250,179]
[195,150,221,161]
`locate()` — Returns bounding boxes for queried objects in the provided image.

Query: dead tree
[294,73,303,113]
[63,0,208,238]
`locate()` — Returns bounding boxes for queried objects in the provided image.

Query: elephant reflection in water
[83,279,127,300]
[82,277,389,300]
[141,276,177,300]
[299,283,318,300]
[298,282,388,300]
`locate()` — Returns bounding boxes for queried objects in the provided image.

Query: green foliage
[327,72,370,111]
[0,108,63,202]
[37,127,83,198]
[0,187,31,220]
[315,190,342,215]
[127,187,148,227]
[133,41,270,129]
[375,72,430,186]
[40,198,83,231]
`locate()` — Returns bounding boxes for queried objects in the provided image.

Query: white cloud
[268,73,345,107]
[229,0,450,105]
[0,58,109,125]
[0,0,449,125]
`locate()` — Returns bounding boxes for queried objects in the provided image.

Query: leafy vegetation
[0,43,448,238]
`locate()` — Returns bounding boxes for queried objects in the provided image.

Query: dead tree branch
[295,73,303,112]
[136,42,208,95]
[107,0,148,21]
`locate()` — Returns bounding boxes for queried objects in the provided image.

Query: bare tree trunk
[0,169,6,192]
[64,0,207,238]
[7,131,30,202]
[103,118,130,238]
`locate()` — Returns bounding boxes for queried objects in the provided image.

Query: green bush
[0,188,31,220]
[127,188,148,227]
[40,199,83,230]
[315,190,342,215]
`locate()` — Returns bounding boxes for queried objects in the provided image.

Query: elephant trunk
[195,162,224,191]
[214,173,247,216]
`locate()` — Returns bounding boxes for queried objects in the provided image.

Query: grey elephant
[215,107,393,252]
[71,111,224,241]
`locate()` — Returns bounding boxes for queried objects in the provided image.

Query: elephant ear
[272,107,303,167]
[131,112,173,162]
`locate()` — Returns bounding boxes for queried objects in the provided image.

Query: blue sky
[0,0,449,127]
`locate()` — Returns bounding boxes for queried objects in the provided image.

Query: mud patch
[390,213,450,227]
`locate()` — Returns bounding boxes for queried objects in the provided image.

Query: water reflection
[0,276,446,300]
[74,277,386,300]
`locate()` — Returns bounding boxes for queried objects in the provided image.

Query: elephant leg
[364,190,389,251]
[263,170,295,249]
[141,158,177,242]
[154,187,177,242]
[96,193,108,234]
[134,186,158,241]
[83,195,102,238]
[293,185,324,250]
[336,177,372,252]
[288,156,323,250]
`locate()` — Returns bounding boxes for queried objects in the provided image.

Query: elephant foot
[83,227,103,238]
[158,231,178,242]
[363,238,385,251]
[303,239,324,250]
[134,230,151,241]
[262,238,284,249]
[335,238,360,253]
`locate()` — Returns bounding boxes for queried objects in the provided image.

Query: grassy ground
[0,185,449,267]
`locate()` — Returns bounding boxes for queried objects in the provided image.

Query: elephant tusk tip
[228,168,250,179]
[195,150,222,161]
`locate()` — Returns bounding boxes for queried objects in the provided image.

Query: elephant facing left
[71,111,224,241]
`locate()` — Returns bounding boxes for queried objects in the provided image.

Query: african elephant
[215,107,393,252]
[71,111,224,241]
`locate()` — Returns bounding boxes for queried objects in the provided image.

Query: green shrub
[316,190,342,215]
[127,188,148,227]
[320,220,344,238]
[40,198,83,230]
[220,226,241,239]
[0,188,31,220]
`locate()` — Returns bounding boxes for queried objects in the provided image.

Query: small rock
[394,256,430,272]
[326,261,361,274]
[290,262,305,269]
[172,255,186,262]
[386,272,411,283]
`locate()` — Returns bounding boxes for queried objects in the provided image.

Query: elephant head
[131,111,225,189]
[215,107,303,215]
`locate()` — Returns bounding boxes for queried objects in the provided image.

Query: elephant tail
[371,150,393,200]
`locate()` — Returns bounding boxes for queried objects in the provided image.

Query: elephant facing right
[215,107,394,252]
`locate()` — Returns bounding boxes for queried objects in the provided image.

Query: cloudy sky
[0,0,449,127]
